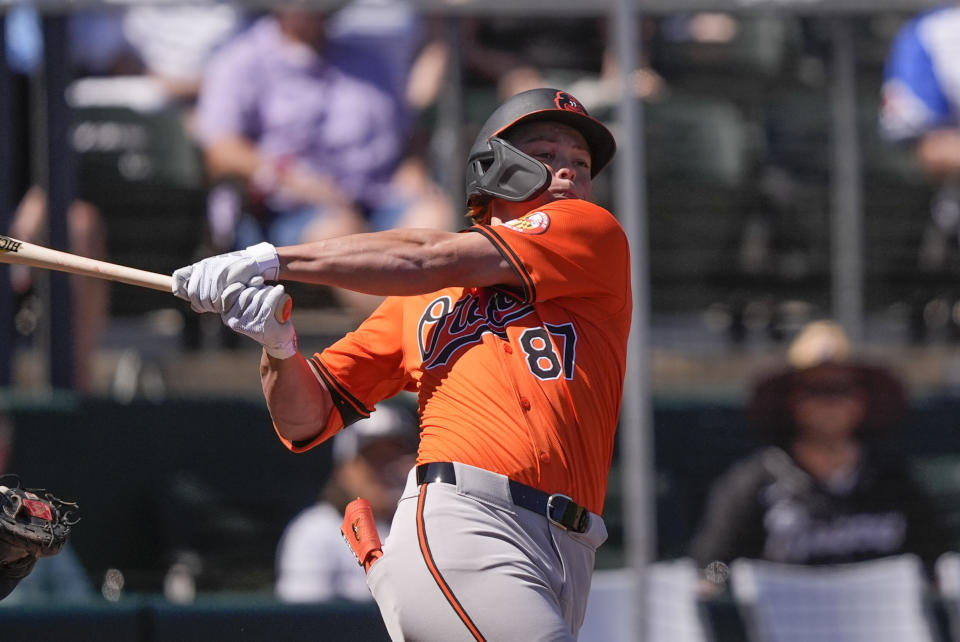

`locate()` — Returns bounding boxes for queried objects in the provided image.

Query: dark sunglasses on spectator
[797,380,862,398]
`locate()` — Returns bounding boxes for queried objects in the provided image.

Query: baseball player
[173,88,631,641]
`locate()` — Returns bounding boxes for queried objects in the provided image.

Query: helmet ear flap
[468,137,551,203]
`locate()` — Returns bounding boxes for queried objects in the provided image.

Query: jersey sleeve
[467,200,629,312]
[286,296,413,452]
[880,14,953,143]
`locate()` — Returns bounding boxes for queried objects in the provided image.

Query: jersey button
[503,344,513,354]
[520,398,531,411]
[539,451,549,463]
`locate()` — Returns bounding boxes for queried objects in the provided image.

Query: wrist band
[265,332,298,360]
[245,242,280,281]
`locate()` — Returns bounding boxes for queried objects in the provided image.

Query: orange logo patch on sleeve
[504,211,550,235]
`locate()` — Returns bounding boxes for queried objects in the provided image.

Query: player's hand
[172,242,280,314]
[220,280,298,359]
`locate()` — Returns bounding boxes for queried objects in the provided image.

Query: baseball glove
[0,475,78,571]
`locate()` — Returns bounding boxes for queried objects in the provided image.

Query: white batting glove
[220,280,298,359]
[172,242,280,314]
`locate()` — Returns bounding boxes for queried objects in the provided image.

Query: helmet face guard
[467,137,551,202]
[465,88,616,206]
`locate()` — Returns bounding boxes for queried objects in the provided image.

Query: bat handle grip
[276,293,293,323]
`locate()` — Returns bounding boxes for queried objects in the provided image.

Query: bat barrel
[0,235,173,292]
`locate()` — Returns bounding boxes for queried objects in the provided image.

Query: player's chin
[548,190,587,202]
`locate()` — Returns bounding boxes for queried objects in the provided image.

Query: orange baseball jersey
[279,199,631,514]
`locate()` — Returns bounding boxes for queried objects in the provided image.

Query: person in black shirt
[691,321,952,588]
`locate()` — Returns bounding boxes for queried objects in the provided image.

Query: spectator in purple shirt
[195,8,453,317]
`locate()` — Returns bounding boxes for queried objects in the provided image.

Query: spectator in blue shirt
[881,5,960,167]
[881,6,960,273]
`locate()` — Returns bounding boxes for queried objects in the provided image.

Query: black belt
[415,462,590,534]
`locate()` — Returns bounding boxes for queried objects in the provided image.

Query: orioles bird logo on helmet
[554,91,586,116]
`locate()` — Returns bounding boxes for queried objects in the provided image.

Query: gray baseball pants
[366,461,608,641]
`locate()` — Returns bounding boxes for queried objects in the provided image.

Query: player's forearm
[260,351,337,443]
[277,228,505,295]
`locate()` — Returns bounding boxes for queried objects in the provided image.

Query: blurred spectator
[7,4,247,387]
[324,0,452,199]
[690,321,953,592]
[275,403,417,603]
[325,0,443,121]
[567,17,666,110]
[881,5,960,270]
[880,5,960,173]
[8,5,244,110]
[323,0,454,238]
[196,7,453,318]
[5,7,109,393]
[7,189,107,394]
[461,15,665,108]
[58,4,246,104]
[120,2,246,104]
[64,10,140,78]
[461,17,607,102]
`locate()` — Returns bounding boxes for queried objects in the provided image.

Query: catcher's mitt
[0,475,78,566]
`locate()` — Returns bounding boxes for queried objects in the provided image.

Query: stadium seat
[646,559,714,642]
[71,101,207,318]
[731,555,938,642]
[760,81,938,323]
[935,552,960,642]
[580,561,712,642]
[645,92,750,189]
[912,456,960,552]
[653,14,803,109]
[643,91,753,313]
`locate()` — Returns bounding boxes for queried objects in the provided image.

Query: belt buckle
[546,493,589,533]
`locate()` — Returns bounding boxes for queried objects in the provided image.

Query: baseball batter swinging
[173,88,631,641]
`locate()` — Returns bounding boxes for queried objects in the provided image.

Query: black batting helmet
[465,88,616,206]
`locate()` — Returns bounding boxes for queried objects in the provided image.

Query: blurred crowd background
[4,1,960,640]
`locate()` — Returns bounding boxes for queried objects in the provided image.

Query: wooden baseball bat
[0,234,292,323]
